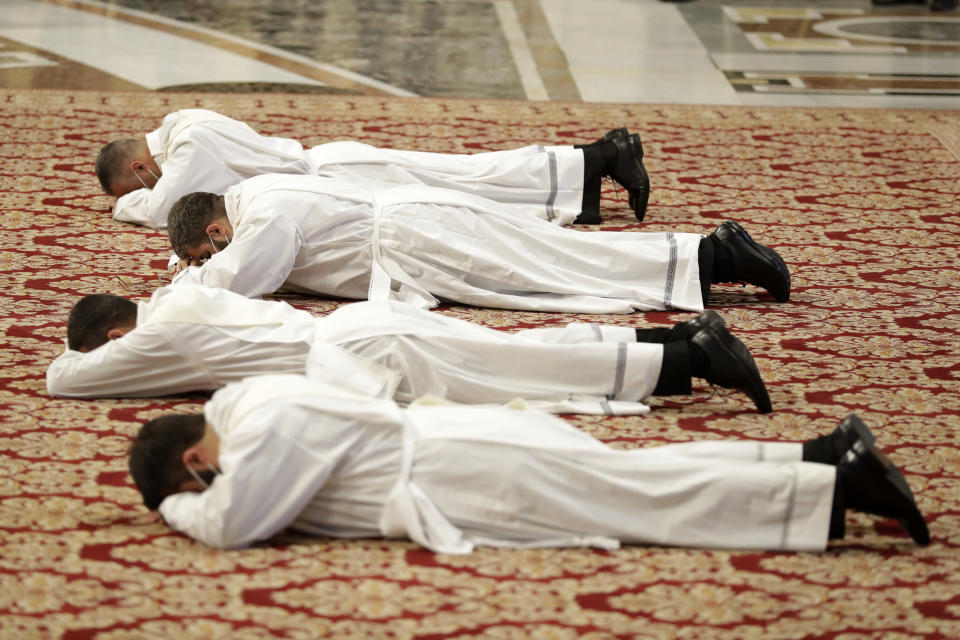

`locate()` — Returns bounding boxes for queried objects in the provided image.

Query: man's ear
[181,445,206,470]
[204,222,223,238]
[106,327,130,341]
[129,159,147,172]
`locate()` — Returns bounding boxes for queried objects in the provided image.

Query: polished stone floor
[1,0,958,108]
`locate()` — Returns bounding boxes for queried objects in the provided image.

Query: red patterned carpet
[1,89,959,638]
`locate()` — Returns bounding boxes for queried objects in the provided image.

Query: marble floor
[1,0,958,108]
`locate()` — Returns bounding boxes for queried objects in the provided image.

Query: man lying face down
[49,284,774,414]
[165,173,790,314]
[129,375,928,553]
[97,107,649,229]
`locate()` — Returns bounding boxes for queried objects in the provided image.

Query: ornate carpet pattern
[1,89,959,639]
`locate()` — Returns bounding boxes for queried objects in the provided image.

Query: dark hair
[168,192,221,258]
[67,294,138,352]
[94,139,140,194]
[128,414,207,510]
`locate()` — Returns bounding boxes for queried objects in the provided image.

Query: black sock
[802,434,849,466]
[578,145,609,222]
[652,341,693,396]
[828,473,847,539]
[636,319,695,345]
[581,144,606,182]
[708,233,737,283]
[635,327,674,343]
[581,140,618,175]
[578,175,601,223]
[637,321,707,381]
[697,237,714,307]
[688,341,710,379]
[809,437,848,539]
[802,437,835,464]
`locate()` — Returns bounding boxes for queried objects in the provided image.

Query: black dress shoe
[573,210,602,224]
[833,414,876,451]
[682,308,727,335]
[812,413,878,465]
[583,127,629,147]
[610,133,650,222]
[838,440,930,545]
[688,310,772,413]
[802,414,878,466]
[712,221,791,303]
[602,127,629,143]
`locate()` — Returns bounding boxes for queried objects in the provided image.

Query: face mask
[132,166,160,190]
[185,462,221,489]
[206,232,231,254]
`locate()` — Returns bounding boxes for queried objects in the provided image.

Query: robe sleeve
[170,213,302,298]
[45,327,216,398]
[111,148,197,229]
[113,189,164,229]
[158,420,343,549]
[112,135,249,230]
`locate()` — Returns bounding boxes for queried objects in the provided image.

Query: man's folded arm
[46,328,211,398]
[158,428,337,549]
[170,215,302,298]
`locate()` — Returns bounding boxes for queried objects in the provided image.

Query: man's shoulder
[167,110,248,143]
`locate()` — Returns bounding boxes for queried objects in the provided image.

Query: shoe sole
[629,187,649,223]
[723,330,773,414]
[611,134,650,222]
[628,134,649,222]
[858,444,931,545]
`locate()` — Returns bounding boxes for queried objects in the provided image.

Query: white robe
[171,174,704,314]
[46,285,660,414]
[308,141,585,226]
[112,109,585,228]
[158,375,835,553]
[113,110,312,229]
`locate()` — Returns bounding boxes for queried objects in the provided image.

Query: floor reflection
[0,0,957,108]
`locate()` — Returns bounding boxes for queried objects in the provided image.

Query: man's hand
[169,257,204,274]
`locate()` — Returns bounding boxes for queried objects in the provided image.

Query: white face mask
[206,232,231,254]
[132,166,160,190]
